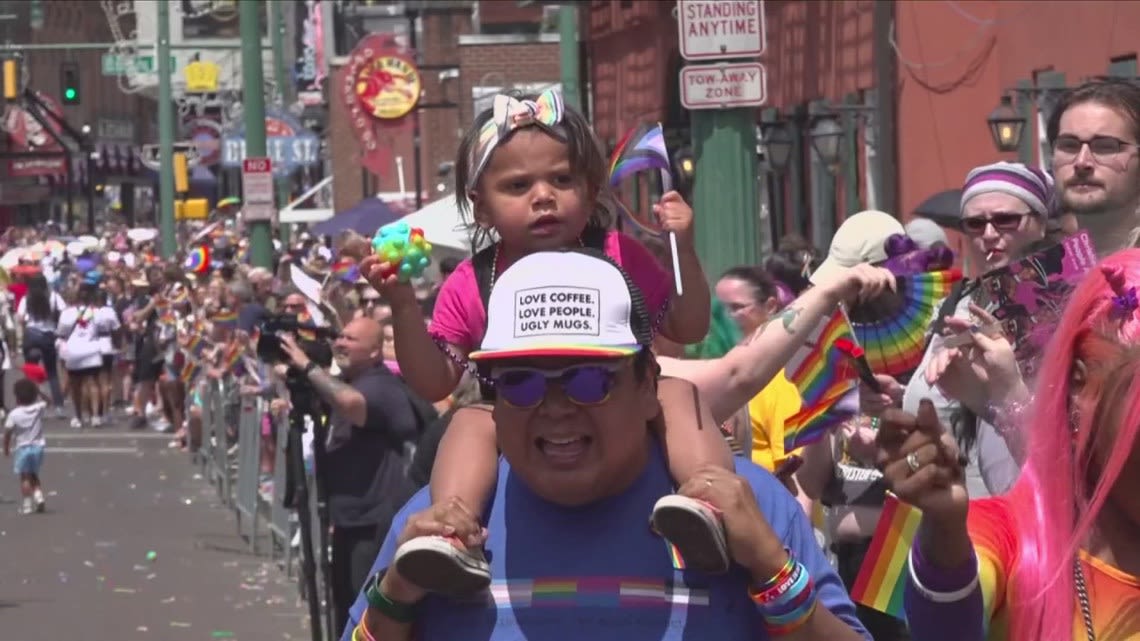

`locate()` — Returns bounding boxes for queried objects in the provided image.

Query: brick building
[329,0,563,214]
[1,1,154,228]
[586,0,1140,256]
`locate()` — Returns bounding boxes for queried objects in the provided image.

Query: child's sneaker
[650,494,731,574]
[20,498,34,515]
[392,535,491,598]
[33,489,45,512]
[70,417,83,429]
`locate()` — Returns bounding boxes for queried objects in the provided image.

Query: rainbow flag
[332,260,359,283]
[180,360,202,385]
[222,343,246,376]
[783,385,859,451]
[212,310,238,330]
[784,310,860,407]
[608,122,671,188]
[851,494,923,620]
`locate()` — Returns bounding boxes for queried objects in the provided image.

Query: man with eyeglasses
[339,248,872,641]
[1047,78,1140,256]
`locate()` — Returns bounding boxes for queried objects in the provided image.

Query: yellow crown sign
[184,60,220,93]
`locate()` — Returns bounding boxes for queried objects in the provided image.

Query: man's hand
[677,465,789,581]
[278,333,311,370]
[389,497,487,600]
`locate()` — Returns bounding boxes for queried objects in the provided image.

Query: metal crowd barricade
[234,394,264,554]
[267,409,297,576]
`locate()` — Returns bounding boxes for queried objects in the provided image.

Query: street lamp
[809,116,843,166]
[761,122,794,172]
[987,95,1026,153]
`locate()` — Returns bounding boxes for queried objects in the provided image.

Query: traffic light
[60,61,80,105]
[2,58,18,100]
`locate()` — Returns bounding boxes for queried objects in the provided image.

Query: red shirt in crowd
[21,362,47,385]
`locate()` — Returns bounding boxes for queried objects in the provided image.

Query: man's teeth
[545,436,581,445]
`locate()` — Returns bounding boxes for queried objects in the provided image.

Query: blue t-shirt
[342,445,868,641]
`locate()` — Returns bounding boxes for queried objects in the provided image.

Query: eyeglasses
[490,362,622,409]
[1052,134,1139,168]
[958,212,1030,235]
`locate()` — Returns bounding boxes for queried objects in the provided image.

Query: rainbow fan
[846,269,962,380]
[184,245,210,274]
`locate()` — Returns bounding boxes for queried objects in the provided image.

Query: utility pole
[872,0,898,216]
[558,5,579,110]
[157,0,176,256]
[240,0,272,268]
[270,0,291,244]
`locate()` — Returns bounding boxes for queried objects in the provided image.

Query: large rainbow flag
[781,310,861,451]
[850,494,922,620]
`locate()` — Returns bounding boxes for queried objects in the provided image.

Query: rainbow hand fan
[846,269,962,381]
[608,122,682,295]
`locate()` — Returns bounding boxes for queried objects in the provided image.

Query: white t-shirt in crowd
[57,305,105,371]
[95,305,121,356]
[5,401,46,449]
[16,292,66,332]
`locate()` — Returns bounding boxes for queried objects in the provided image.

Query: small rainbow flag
[295,310,317,342]
[180,360,202,385]
[608,122,671,188]
[784,310,860,407]
[851,494,922,620]
[212,310,238,330]
[783,385,859,452]
[184,245,210,274]
[332,260,359,283]
[222,343,245,376]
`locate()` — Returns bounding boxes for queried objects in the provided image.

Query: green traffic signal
[64,87,76,100]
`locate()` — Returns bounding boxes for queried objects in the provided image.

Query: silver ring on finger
[906,451,921,473]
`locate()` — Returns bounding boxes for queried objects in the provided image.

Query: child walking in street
[4,378,48,515]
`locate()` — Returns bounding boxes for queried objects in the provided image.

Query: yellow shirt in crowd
[747,370,802,472]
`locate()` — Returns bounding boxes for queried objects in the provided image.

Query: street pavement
[0,414,312,641]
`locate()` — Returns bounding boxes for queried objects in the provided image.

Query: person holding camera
[276,316,422,636]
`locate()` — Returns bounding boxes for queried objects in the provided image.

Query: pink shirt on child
[430,231,671,351]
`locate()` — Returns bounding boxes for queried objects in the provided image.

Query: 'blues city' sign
[221,108,320,177]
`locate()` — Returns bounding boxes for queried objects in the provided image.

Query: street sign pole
[678,0,766,283]
[240,0,272,268]
[270,0,292,244]
[157,0,176,257]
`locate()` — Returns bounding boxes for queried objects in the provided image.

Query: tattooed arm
[665,266,893,424]
[305,365,368,428]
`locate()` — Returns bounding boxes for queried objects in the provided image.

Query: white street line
[47,432,173,440]
[47,447,140,454]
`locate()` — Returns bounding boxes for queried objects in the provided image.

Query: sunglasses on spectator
[490,362,623,409]
[958,212,1030,235]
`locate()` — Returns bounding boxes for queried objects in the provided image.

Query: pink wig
[1008,248,1140,641]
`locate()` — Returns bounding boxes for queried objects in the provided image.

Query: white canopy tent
[397,194,473,253]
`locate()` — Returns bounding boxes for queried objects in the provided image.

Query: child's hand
[360,254,418,309]
[653,191,695,249]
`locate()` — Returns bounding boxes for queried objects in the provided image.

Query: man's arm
[305,366,368,428]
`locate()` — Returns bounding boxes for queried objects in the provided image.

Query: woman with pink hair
[875,249,1140,641]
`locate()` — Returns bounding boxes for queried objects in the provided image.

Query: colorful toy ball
[371,222,433,282]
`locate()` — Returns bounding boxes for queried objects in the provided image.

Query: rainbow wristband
[765,598,818,635]
[749,558,819,635]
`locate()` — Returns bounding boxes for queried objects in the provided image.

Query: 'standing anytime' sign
[677,0,766,61]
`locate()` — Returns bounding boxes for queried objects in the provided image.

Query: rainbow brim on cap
[468,343,641,362]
